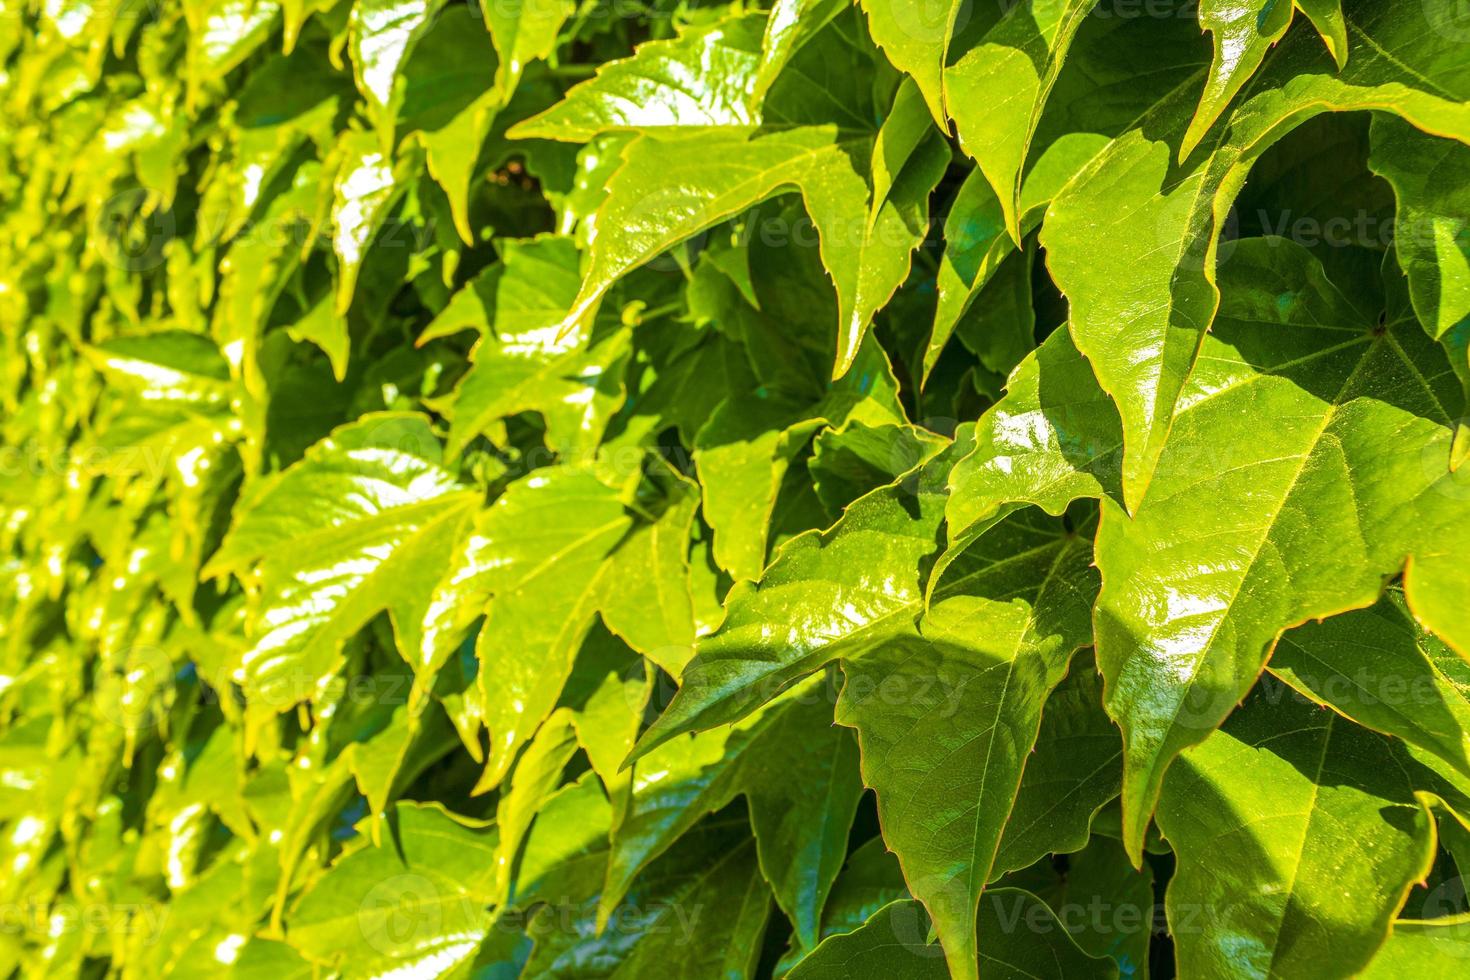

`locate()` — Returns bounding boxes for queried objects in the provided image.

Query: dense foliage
[4,0,1470,976]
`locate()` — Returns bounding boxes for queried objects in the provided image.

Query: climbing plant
[4,0,1470,976]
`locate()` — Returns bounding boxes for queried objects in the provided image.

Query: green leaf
[395,7,504,242]
[942,0,1098,238]
[205,413,479,708]
[945,325,1123,544]
[285,802,497,976]
[420,234,582,344]
[531,13,948,377]
[492,708,578,903]
[1369,113,1470,465]
[1270,589,1470,782]
[525,816,772,978]
[83,331,234,409]
[950,240,1037,383]
[808,420,947,520]
[835,508,1098,980]
[482,0,572,101]
[752,0,848,105]
[1156,680,1440,978]
[693,335,906,582]
[633,429,975,760]
[1043,0,1470,512]
[1360,914,1470,977]
[510,13,766,141]
[604,689,862,950]
[1183,0,1349,156]
[348,0,443,143]
[187,0,282,98]
[444,319,631,459]
[330,129,403,315]
[997,836,1154,977]
[558,623,650,785]
[1092,239,1470,859]
[1371,115,1470,340]
[992,656,1122,877]
[925,169,1012,380]
[803,836,911,949]
[418,465,627,679]
[469,468,631,787]
[597,471,700,672]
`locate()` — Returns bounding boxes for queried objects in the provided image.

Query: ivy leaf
[395,7,504,242]
[752,0,848,105]
[187,0,281,99]
[205,414,479,708]
[482,0,572,101]
[945,325,1123,543]
[808,420,947,520]
[470,468,631,788]
[1270,589,1470,783]
[992,655,1122,876]
[835,508,1098,980]
[285,802,497,976]
[950,240,1037,384]
[509,13,766,140]
[997,836,1154,977]
[597,470,700,671]
[417,465,627,678]
[82,331,234,409]
[632,429,976,760]
[693,334,906,582]
[1043,0,1470,512]
[787,836,910,964]
[1094,239,1470,860]
[347,0,443,142]
[925,170,1011,381]
[420,234,583,345]
[1156,680,1440,978]
[527,12,948,378]
[942,0,1097,238]
[558,623,650,785]
[604,690,862,951]
[1369,113,1470,465]
[1184,0,1349,156]
[330,128,403,315]
[491,708,578,904]
[444,320,631,459]
[525,816,772,978]
[1360,915,1470,976]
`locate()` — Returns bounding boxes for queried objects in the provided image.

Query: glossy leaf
[1043,0,1470,511]
[206,414,480,708]
[836,508,1098,980]
[1093,239,1470,858]
[1157,681,1440,978]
